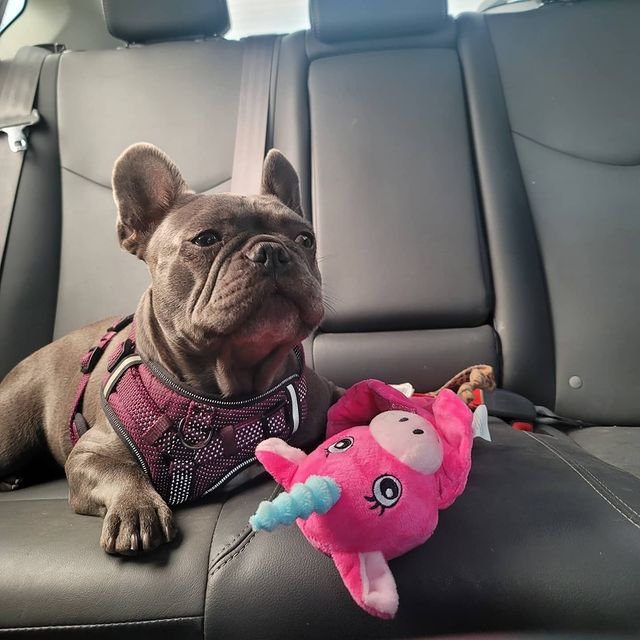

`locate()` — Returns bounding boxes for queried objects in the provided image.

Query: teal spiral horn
[250,475,341,532]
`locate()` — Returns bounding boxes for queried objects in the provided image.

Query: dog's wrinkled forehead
[163,192,306,239]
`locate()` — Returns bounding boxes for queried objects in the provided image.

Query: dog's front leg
[65,417,177,555]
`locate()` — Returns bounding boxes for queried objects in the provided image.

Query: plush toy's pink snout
[369,410,443,474]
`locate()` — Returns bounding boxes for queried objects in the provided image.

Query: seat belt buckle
[1,109,40,152]
[472,388,537,424]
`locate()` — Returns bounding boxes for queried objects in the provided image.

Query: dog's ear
[261,149,303,216]
[112,143,188,259]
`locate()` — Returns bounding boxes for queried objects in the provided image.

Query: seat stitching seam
[207,484,280,572]
[512,130,640,168]
[61,166,231,194]
[61,166,111,190]
[527,432,640,521]
[526,433,640,529]
[209,529,257,577]
[202,494,229,640]
[0,616,202,632]
[534,435,640,517]
[568,456,640,520]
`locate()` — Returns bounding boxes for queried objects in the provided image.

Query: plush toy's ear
[431,389,474,509]
[112,142,189,260]
[255,438,307,489]
[326,380,418,438]
[332,551,399,620]
[261,149,303,216]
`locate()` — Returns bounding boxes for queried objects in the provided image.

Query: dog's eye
[192,230,220,247]
[295,232,315,249]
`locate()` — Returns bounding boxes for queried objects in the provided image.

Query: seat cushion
[568,427,640,480]
[204,421,640,638]
[0,477,68,502]
[3,429,640,638]
[0,482,223,638]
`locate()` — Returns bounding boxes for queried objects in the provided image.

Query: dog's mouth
[235,293,308,343]
[201,271,324,341]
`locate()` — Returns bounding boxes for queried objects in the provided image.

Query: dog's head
[112,143,323,361]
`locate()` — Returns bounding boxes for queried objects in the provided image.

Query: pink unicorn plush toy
[250,379,489,619]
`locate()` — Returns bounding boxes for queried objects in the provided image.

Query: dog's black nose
[246,242,290,273]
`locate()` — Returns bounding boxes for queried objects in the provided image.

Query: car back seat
[2,0,640,638]
[0,1,252,636]
[275,0,501,393]
[458,0,640,476]
[205,2,640,637]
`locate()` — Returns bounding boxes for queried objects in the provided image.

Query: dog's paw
[0,475,25,491]
[100,498,177,556]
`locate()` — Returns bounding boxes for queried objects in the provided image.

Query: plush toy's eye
[327,436,354,454]
[365,475,403,515]
[192,230,220,247]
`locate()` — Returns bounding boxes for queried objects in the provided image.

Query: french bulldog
[0,143,341,555]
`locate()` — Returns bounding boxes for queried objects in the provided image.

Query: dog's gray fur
[0,144,340,555]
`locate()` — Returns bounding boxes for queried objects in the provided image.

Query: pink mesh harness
[69,316,308,505]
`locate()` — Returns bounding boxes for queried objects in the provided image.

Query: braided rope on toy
[250,475,341,532]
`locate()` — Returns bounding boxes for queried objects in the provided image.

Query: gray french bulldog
[0,143,341,555]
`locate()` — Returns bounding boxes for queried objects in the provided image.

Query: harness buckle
[107,338,135,372]
[81,345,104,374]
[107,314,134,333]
[72,412,89,439]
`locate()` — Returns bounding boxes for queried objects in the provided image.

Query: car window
[226,0,310,39]
[226,0,487,39]
[0,0,26,34]
[0,0,120,59]
[0,0,493,57]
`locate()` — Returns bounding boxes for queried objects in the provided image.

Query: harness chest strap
[69,314,134,444]
[69,317,308,504]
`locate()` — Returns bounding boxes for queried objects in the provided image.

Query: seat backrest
[274,0,499,391]
[459,0,640,424]
[52,0,243,337]
[0,52,62,379]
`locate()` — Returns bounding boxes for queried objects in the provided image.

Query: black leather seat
[458,0,640,471]
[0,1,251,637]
[1,0,640,638]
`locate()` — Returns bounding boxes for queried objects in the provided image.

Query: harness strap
[69,314,134,445]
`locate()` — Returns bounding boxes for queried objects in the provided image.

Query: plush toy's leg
[331,550,399,619]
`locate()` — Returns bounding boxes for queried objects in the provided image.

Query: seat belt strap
[0,45,49,150]
[0,45,50,270]
[230,35,278,195]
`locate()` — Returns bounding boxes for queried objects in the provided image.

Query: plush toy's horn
[250,475,340,532]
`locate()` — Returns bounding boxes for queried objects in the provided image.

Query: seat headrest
[310,0,449,43]
[102,0,230,44]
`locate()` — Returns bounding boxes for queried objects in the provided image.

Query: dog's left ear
[112,143,189,260]
[261,149,303,216]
